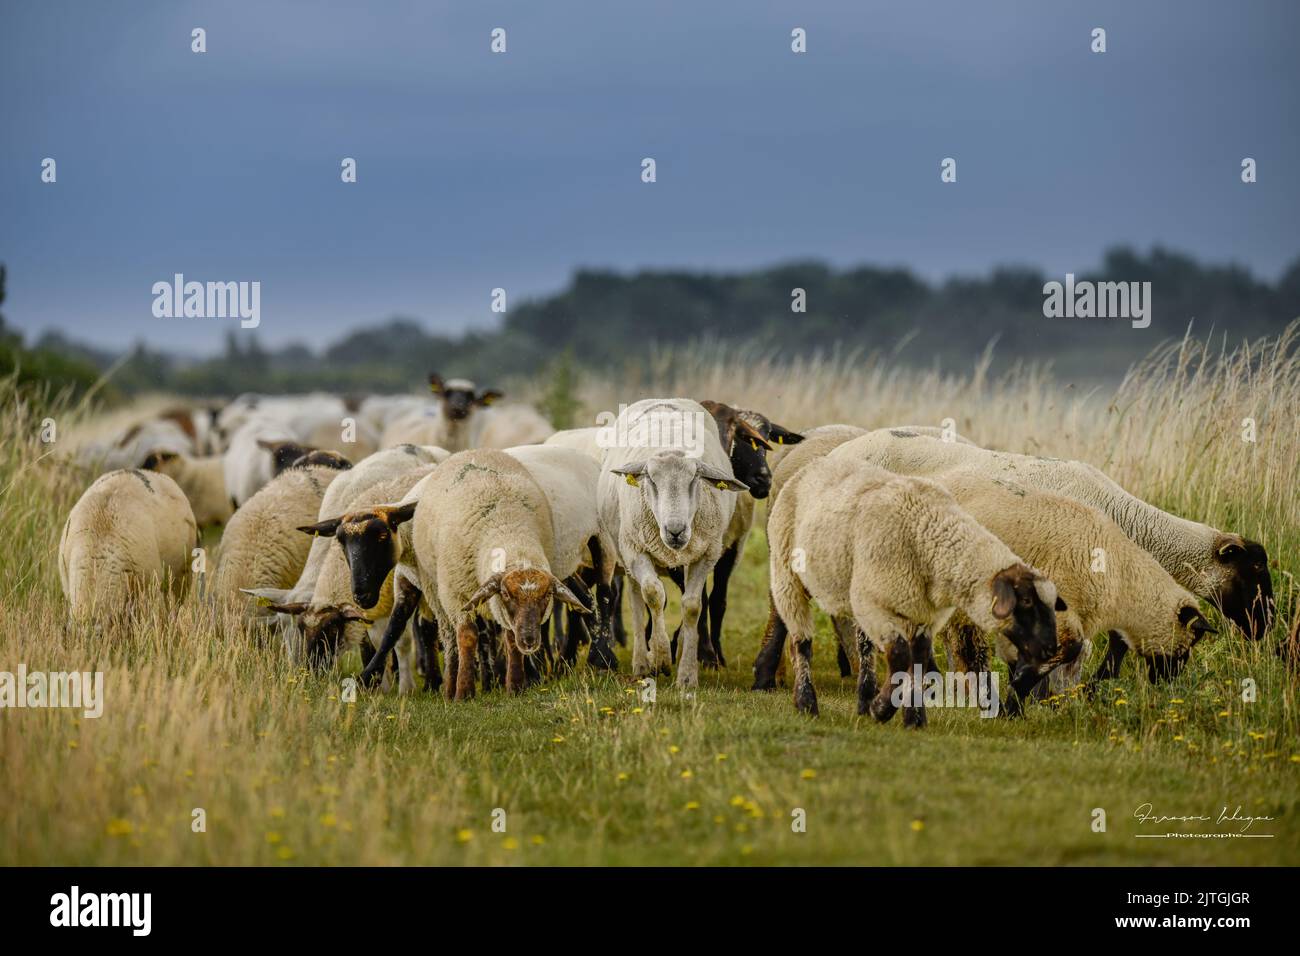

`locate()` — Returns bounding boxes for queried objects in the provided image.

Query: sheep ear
[1179,605,1217,642]
[476,389,504,407]
[241,587,292,608]
[297,517,343,538]
[610,462,648,487]
[734,419,773,452]
[428,373,445,394]
[695,462,749,493]
[766,422,804,446]
[1215,538,1245,561]
[990,573,1017,620]
[463,574,504,612]
[553,575,592,615]
[379,501,417,528]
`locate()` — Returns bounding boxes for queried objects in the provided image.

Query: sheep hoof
[869,697,896,723]
[794,681,819,716]
[587,640,619,672]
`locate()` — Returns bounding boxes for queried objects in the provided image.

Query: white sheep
[380,375,504,452]
[59,469,198,621]
[221,415,305,507]
[475,405,555,448]
[835,428,1273,638]
[544,426,604,462]
[598,398,747,688]
[141,450,233,527]
[212,462,350,607]
[348,449,587,699]
[768,454,1062,725]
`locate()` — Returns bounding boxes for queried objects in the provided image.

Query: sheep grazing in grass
[768,455,1061,725]
[342,450,588,699]
[212,461,350,608]
[141,449,234,527]
[910,469,1215,710]
[59,469,198,622]
[598,399,748,688]
[839,428,1274,639]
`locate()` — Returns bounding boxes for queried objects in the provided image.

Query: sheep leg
[855,630,877,716]
[665,566,685,664]
[789,634,819,716]
[587,578,619,671]
[610,572,627,647]
[628,577,651,677]
[752,597,789,690]
[704,544,739,668]
[771,569,817,715]
[396,628,418,696]
[832,616,859,679]
[676,559,712,690]
[503,629,526,695]
[629,555,671,676]
[903,631,932,728]
[454,619,478,701]
[1084,631,1128,697]
[414,616,441,693]
[358,575,420,688]
[870,635,911,723]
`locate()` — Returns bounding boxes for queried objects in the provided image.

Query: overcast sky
[2,0,1297,353]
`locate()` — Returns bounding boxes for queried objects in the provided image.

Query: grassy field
[2,329,1299,866]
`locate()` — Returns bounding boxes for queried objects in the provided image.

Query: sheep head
[988,564,1062,668]
[700,400,802,500]
[610,450,748,551]
[261,599,372,670]
[297,501,417,609]
[462,568,589,655]
[1209,533,1273,640]
[428,373,503,421]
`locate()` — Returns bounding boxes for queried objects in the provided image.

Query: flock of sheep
[57,372,1276,723]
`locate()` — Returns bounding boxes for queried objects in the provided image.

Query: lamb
[59,469,198,622]
[768,454,1061,725]
[338,450,587,699]
[834,428,1274,639]
[212,461,350,607]
[598,398,748,688]
[918,468,1215,709]
[141,450,234,527]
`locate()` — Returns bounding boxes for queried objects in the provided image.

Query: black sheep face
[1211,536,1273,639]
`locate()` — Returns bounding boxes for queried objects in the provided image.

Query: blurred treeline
[4,246,1299,402]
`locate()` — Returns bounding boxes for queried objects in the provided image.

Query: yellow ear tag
[750,440,758,451]
[255,595,272,607]
[716,481,729,490]
[777,436,784,445]
[624,474,639,487]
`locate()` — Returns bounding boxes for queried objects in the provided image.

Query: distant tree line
[6,245,1299,400]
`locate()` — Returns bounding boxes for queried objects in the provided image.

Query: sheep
[297,410,380,461]
[500,445,619,669]
[212,461,350,608]
[251,466,440,694]
[598,399,748,688]
[221,415,307,507]
[337,450,588,699]
[475,405,555,448]
[919,469,1216,706]
[82,417,194,471]
[752,424,866,689]
[834,428,1274,639]
[380,374,503,452]
[141,450,233,527]
[768,454,1061,725]
[544,427,604,461]
[58,469,198,622]
[240,443,448,633]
